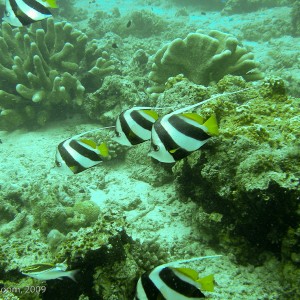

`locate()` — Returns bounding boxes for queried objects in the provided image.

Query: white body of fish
[22,268,78,281]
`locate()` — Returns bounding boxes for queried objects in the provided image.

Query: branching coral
[147,30,263,96]
[0,18,115,130]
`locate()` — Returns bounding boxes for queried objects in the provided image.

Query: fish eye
[55,161,62,167]
[153,144,160,152]
[115,130,121,138]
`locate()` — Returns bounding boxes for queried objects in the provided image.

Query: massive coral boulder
[168,75,300,263]
[162,74,300,297]
[147,30,263,96]
[0,18,115,130]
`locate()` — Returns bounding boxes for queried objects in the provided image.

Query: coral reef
[241,16,290,41]
[291,0,300,36]
[164,75,299,290]
[147,30,263,96]
[281,225,300,299]
[169,0,225,10]
[56,0,88,22]
[88,9,168,39]
[0,18,115,130]
[221,0,294,15]
[83,75,147,124]
[0,204,168,300]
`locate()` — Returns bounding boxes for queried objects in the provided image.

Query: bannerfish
[113,107,159,146]
[134,255,222,300]
[55,128,112,175]
[21,262,78,281]
[148,88,250,163]
[3,0,57,27]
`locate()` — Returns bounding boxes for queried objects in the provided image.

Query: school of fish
[55,89,250,174]
[1,2,250,297]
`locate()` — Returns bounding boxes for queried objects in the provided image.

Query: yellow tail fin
[98,143,109,157]
[203,114,219,136]
[197,274,215,292]
[45,0,58,8]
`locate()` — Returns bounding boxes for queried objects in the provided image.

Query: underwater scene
[0,0,300,299]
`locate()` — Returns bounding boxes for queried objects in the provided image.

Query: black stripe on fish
[130,110,154,132]
[69,140,102,162]
[159,267,205,298]
[168,115,211,142]
[119,111,145,145]
[9,0,51,26]
[23,0,52,15]
[57,140,86,174]
[152,119,190,161]
[139,271,164,299]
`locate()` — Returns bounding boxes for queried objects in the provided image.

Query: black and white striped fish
[113,107,159,146]
[3,0,57,27]
[148,89,251,163]
[55,130,110,175]
[134,255,221,300]
[149,112,218,163]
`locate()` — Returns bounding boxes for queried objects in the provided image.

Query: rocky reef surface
[0,1,300,299]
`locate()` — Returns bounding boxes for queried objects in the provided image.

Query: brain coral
[0,18,115,130]
[147,30,263,96]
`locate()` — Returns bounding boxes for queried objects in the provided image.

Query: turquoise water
[0,0,299,299]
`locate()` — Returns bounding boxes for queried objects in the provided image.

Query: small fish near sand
[113,107,159,146]
[134,255,221,300]
[3,0,58,27]
[21,262,78,281]
[55,129,111,175]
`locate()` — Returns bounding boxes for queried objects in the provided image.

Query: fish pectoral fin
[196,274,215,292]
[69,166,78,174]
[169,148,180,154]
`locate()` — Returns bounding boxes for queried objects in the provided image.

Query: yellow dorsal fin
[98,143,109,157]
[203,114,219,136]
[196,274,215,292]
[142,110,159,120]
[181,113,204,124]
[80,139,97,148]
[44,0,58,8]
[174,267,199,281]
